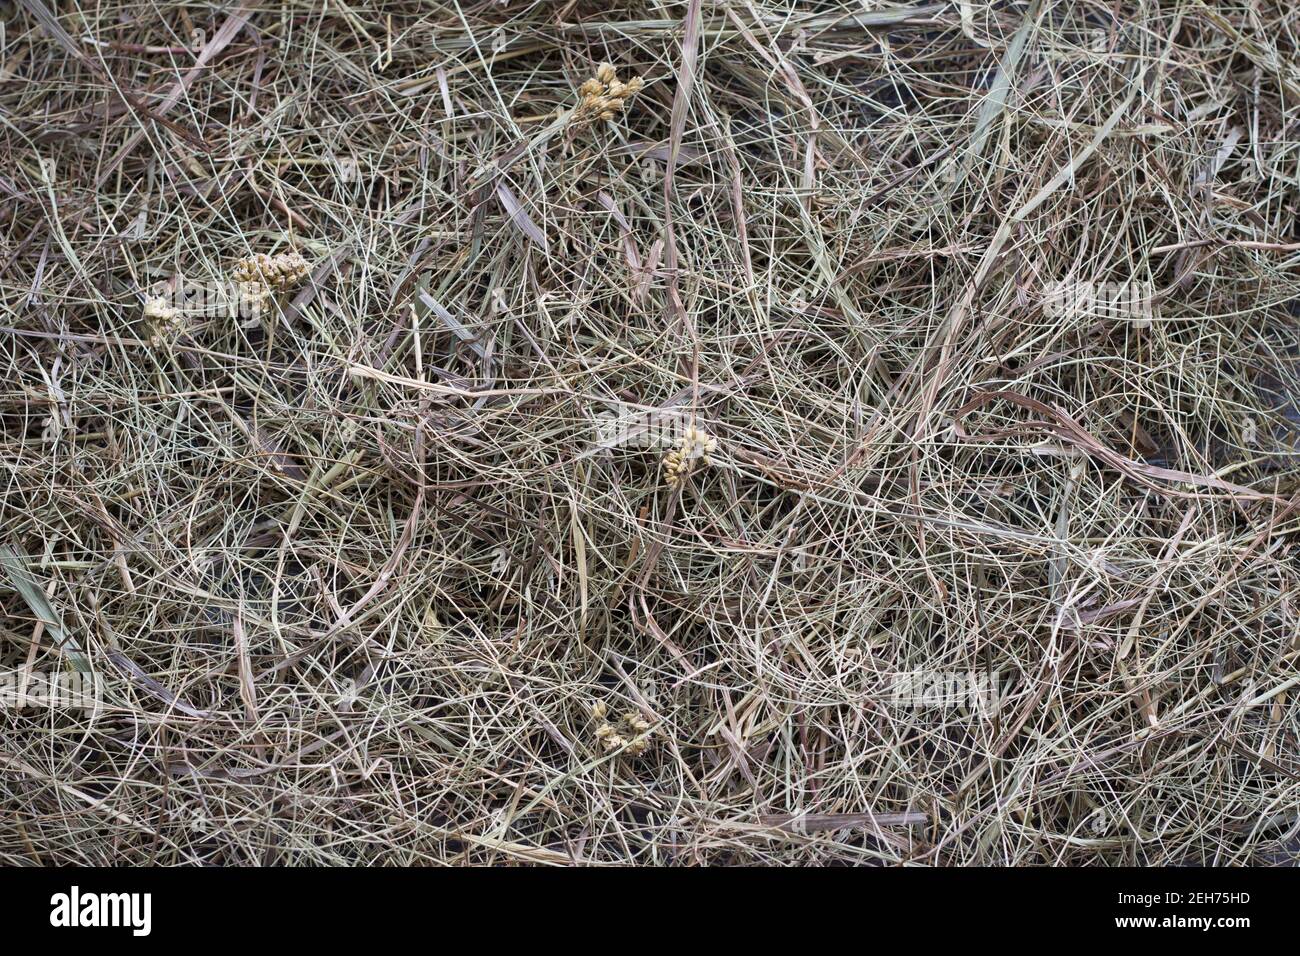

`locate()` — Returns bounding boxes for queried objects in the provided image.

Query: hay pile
[3,0,1300,865]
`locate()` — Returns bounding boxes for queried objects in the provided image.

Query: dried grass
[3,0,1300,865]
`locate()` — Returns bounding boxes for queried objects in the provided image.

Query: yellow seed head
[231,251,311,292]
[574,64,645,125]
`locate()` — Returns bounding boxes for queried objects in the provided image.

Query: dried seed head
[662,425,718,488]
[592,704,656,755]
[142,296,186,346]
[574,63,646,126]
[143,296,178,323]
[231,251,311,292]
[235,279,272,318]
[263,251,311,291]
[231,253,269,284]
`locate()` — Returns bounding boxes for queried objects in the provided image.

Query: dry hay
[3,0,1300,865]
